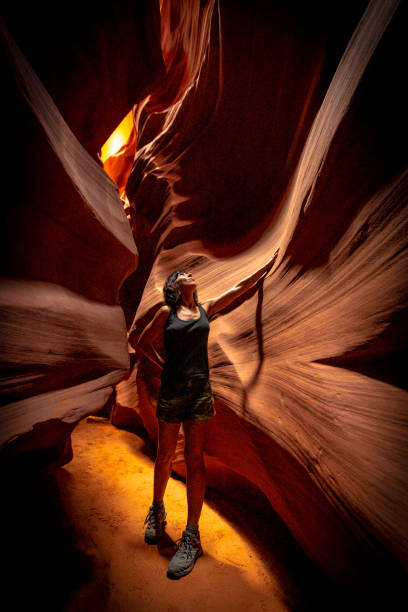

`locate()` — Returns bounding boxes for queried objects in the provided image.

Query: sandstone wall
[121,0,408,586]
[1,0,407,591]
[0,1,164,468]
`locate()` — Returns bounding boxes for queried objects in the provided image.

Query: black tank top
[161,304,210,388]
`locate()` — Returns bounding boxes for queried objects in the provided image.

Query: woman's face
[176,271,197,290]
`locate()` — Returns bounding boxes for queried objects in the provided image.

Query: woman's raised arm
[203,250,278,320]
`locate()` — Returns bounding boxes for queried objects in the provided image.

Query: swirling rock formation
[1,0,407,594]
[0,1,165,467]
[122,0,407,588]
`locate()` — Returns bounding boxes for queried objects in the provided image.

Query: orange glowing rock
[120,0,408,589]
[0,7,146,466]
[2,0,407,597]
[100,110,134,164]
[101,110,137,198]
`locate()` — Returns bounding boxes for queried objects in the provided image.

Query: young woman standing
[137,254,277,579]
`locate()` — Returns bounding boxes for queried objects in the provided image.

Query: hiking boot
[167,528,203,579]
[144,502,167,544]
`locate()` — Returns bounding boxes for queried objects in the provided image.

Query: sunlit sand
[60,418,302,611]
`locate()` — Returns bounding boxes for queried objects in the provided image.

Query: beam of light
[100,109,134,164]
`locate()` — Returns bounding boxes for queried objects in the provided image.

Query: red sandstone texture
[123,0,408,586]
[0,3,150,465]
[1,0,407,593]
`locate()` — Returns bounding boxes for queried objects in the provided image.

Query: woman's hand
[204,248,279,320]
[261,249,279,277]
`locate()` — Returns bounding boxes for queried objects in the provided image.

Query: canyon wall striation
[1,0,407,590]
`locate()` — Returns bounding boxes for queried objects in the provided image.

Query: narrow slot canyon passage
[2,416,347,612]
[1,1,407,610]
[55,419,299,611]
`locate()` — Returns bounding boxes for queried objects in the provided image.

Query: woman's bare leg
[183,419,208,527]
[153,421,181,502]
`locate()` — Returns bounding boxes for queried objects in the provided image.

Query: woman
[137,254,277,579]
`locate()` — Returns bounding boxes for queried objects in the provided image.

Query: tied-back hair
[163,270,199,310]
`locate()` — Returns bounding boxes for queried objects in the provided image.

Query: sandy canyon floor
[3,417,356,611]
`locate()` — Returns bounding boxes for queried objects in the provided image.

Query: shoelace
[144,506,164,527]
[175,533,197,560]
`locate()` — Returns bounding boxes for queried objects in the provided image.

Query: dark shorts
[156,377,216,423]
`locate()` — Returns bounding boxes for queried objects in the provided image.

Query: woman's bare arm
[203,250,278,320]
[133,305,170,369]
